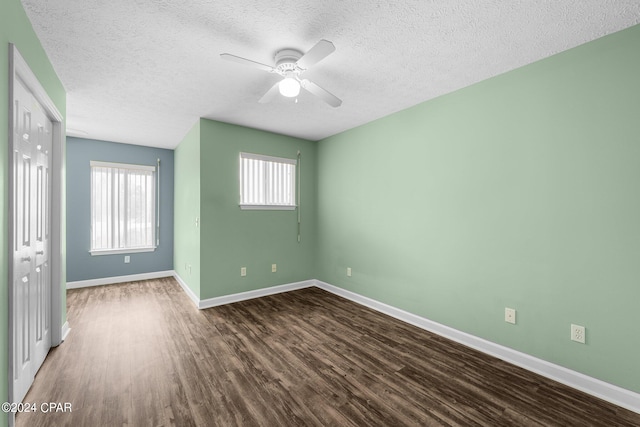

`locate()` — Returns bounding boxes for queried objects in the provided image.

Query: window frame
[239,152,297,211]
[89,160,157,255]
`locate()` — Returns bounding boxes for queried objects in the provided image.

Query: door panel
[13,79,34,400]
[19,274,30,368]
[33,105,52,372]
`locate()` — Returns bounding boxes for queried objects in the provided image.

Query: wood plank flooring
[17,278,640,426]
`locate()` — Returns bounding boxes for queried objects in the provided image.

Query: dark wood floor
[17,278,640,426]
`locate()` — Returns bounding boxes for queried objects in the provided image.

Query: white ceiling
[21,0,640,149]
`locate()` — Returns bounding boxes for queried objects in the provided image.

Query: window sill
[240,205,297,211]
[90,247,156,256]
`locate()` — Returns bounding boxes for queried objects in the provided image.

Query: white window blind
[90,161,156,254]
[239,152,296,210]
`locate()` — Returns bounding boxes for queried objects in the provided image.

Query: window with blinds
[239,152,296,210]
[90,161,156,254]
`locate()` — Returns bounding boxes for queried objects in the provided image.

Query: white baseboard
[313,280,640,415]
[198,280,314,309]
[60,321,70,342]
[170,273,314,310]
[172,271,200,307]
[66,270,174,289]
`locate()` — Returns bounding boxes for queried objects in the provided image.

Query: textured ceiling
[21,0,640,149]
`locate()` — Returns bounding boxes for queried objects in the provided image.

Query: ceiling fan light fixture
[279,77,300,97]
[221,39,341,106]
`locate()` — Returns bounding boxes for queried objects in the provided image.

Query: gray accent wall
[66,137,174,282]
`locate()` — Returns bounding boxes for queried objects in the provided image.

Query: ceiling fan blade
[220,53,275,73]
[300,79,342,107]
[259,81,281,104]
[296,39,335,70]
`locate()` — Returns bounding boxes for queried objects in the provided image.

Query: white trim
[50,110,64,349]
[313,280,640,415]
[66,270,174,289]
[239,204,296,211]
[90,160,156,171]
[172,271,200,307]
[170,273,313,310]
[89,247,156,256]
[60,321,71,342]
[11,47,63,123]
[240,151,297,165]
[197,280,314,309]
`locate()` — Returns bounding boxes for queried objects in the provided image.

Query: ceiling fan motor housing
[275,49,303,75]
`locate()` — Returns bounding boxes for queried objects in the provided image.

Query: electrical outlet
[124,256,130,264]
[571,324,585,344]
[505,308,516,324]
[347,267,352,277]
[271,264,277,273]
[240,267,247,277]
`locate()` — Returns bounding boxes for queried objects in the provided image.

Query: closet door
[12,76,53,404]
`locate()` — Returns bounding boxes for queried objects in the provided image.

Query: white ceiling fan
[221,39,342,107]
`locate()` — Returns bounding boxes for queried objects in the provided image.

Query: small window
[239,152,296,210]
[90,161,156,255]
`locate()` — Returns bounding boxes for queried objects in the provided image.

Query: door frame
[7,43,65,421]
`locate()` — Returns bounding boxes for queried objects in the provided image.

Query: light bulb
[279,78,300,97]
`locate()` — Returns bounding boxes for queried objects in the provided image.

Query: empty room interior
[2,0,640,426]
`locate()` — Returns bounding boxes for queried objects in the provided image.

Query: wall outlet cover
[505,307,516,324]
[571,324,586,344]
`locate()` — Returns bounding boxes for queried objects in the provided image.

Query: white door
[12,76,53,404]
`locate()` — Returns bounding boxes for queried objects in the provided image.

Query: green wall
[174,121,201,297]
[317,24,640,393]
[172,28,640,394]
[199,119,317,299]
[1,0,66,425]
[173,119,317,301]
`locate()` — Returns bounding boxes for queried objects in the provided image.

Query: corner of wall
[173,121,201,298]
[197,119,317,300]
